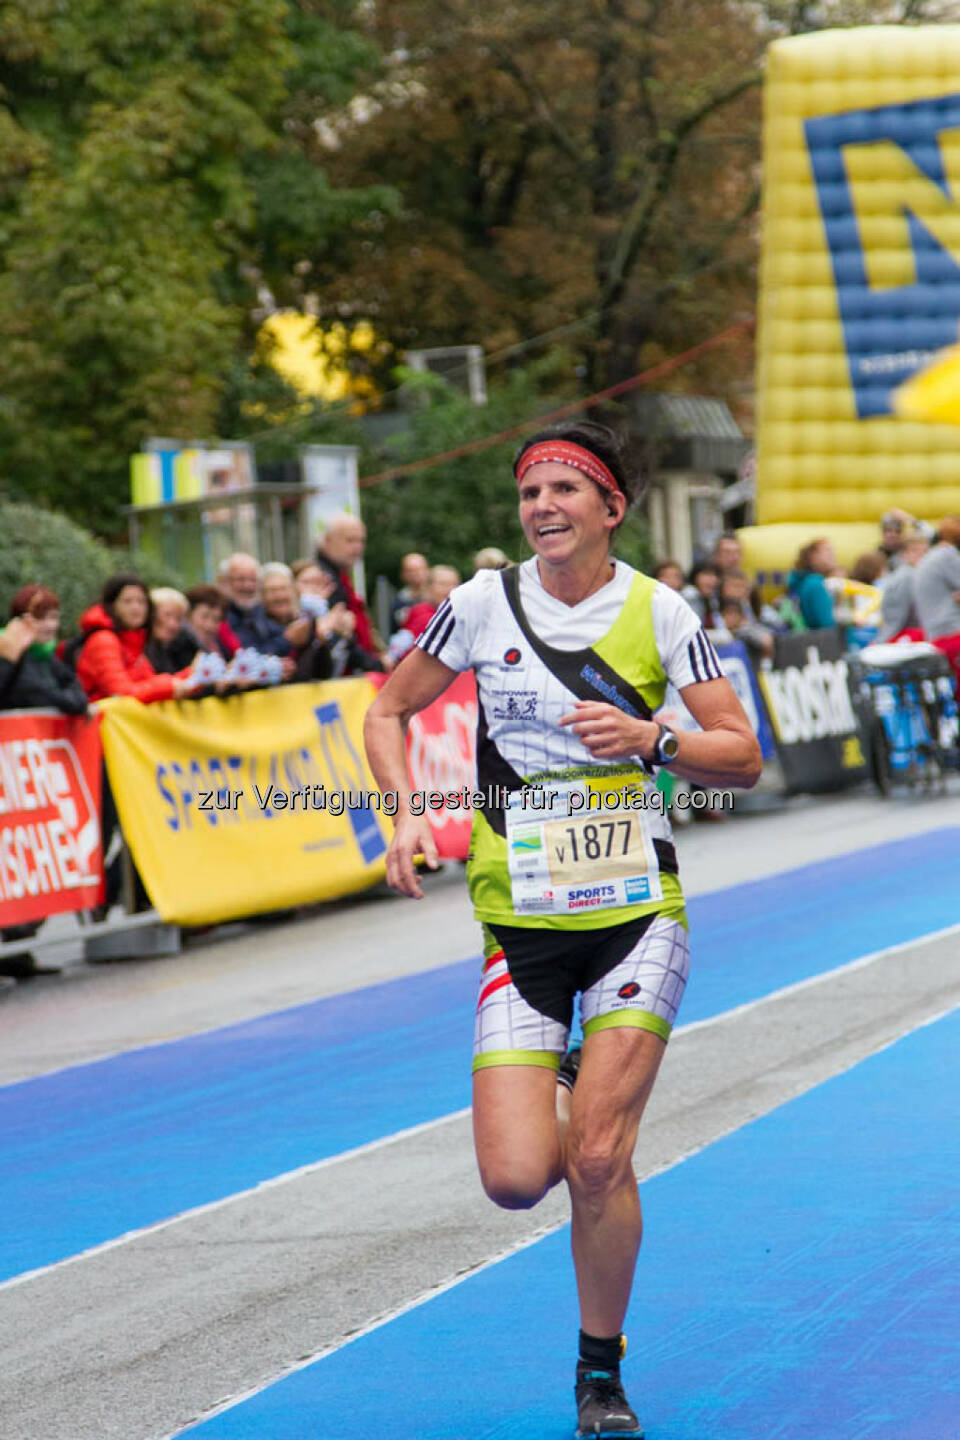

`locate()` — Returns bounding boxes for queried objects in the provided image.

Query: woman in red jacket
[77,574,193,703]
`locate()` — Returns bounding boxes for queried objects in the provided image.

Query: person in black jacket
[220,552,294,659]
[145,588,199,674]
[0,585,87,980]
[0,585,88,714]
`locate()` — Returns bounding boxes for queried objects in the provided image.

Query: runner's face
[518,463,621,565]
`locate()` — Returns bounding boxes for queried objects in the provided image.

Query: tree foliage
[0,0,953,543]
[0,502,183,634]
[360,363,651,584]
[307,0,952,402]
[0,0,392,531]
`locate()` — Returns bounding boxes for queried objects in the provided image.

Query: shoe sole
[574,1429,644,1439]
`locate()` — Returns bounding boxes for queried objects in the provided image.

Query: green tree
[306,0,953,400]
[361,361,651,585]
[0,0,392,532]
[0,501,182,633]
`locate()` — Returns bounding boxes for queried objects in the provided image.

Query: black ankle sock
[578,1329,622,1372]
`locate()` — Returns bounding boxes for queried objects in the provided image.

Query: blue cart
[849,643,959,795]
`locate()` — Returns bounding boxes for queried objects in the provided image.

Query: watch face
[660,729,680,761]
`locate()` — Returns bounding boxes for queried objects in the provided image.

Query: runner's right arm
[363,648,460,898]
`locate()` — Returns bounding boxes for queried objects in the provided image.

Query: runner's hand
[386,813,439,899]
[558,701,659,760]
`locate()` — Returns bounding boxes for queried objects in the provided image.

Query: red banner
[368,670,479,860]
[406,671,477,861]
[0,710,105,926]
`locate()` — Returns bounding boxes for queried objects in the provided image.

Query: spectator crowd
[0,518,510,719]
[4,504,960,981]
[4,505,960,719]
[651,510,960,687]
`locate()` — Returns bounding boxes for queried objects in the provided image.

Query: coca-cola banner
[367,670,479,861]
[758,628,868,793]
[0,709,105,926]
[405,671,478,860]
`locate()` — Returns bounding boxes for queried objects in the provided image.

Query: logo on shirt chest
[490,689,538,721]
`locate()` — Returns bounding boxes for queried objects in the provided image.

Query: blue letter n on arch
[806,92,960,418]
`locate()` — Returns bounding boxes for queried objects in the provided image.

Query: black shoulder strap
[500,567,652,721]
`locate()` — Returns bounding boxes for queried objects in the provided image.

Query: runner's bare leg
[473,1066,566,1209]
[565,1027,665,1336]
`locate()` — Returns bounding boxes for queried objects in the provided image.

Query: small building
[626,394,753,571]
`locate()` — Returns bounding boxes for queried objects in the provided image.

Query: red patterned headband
[515,441,621,496]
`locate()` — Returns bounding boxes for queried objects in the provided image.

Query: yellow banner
[99,680,390,926]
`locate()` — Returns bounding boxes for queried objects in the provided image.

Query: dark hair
[9,584,59,619]
[850,552,885,585]
[101,572,151,631]
[513,421,642,508]
[688,561,720,586]
[653,559,683,579]
[794,538,829,572]
[186,584,226,613]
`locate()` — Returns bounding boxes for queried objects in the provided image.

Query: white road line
[155,994,960,1440]
[5,918,960,1303]
[675,917,960,1036]
[0,1107,471,1296]
[9,822,959,1090]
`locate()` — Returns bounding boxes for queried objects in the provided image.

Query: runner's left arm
[558,682,760,787]
[656,584,762,787]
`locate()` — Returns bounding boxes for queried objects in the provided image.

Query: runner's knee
[479,1160,554,1211]
[566,1132,631,1199]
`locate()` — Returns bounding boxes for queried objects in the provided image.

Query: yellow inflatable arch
[751,25,960,569]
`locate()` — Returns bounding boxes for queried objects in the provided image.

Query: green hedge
[0,502,183,636]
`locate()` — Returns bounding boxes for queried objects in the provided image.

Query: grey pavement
[1,788,960,1438]
[3,786,960,1084]
[3,924,960,1438]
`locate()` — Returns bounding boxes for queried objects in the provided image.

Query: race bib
[505,775,664,916]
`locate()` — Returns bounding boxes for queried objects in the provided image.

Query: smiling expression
[517,464,622,567]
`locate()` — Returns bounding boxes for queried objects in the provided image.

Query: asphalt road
[2,785,959,1440]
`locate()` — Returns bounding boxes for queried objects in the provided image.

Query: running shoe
[556,1043,582,1095]
[574,1362,644,1438]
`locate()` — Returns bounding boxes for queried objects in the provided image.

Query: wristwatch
[652,723,680,767]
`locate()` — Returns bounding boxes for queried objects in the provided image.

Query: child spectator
[719,598,774,661]
[185,585,239,659]
[682,562,723,629]
[653,559,684,592]
[849,552,887,586]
